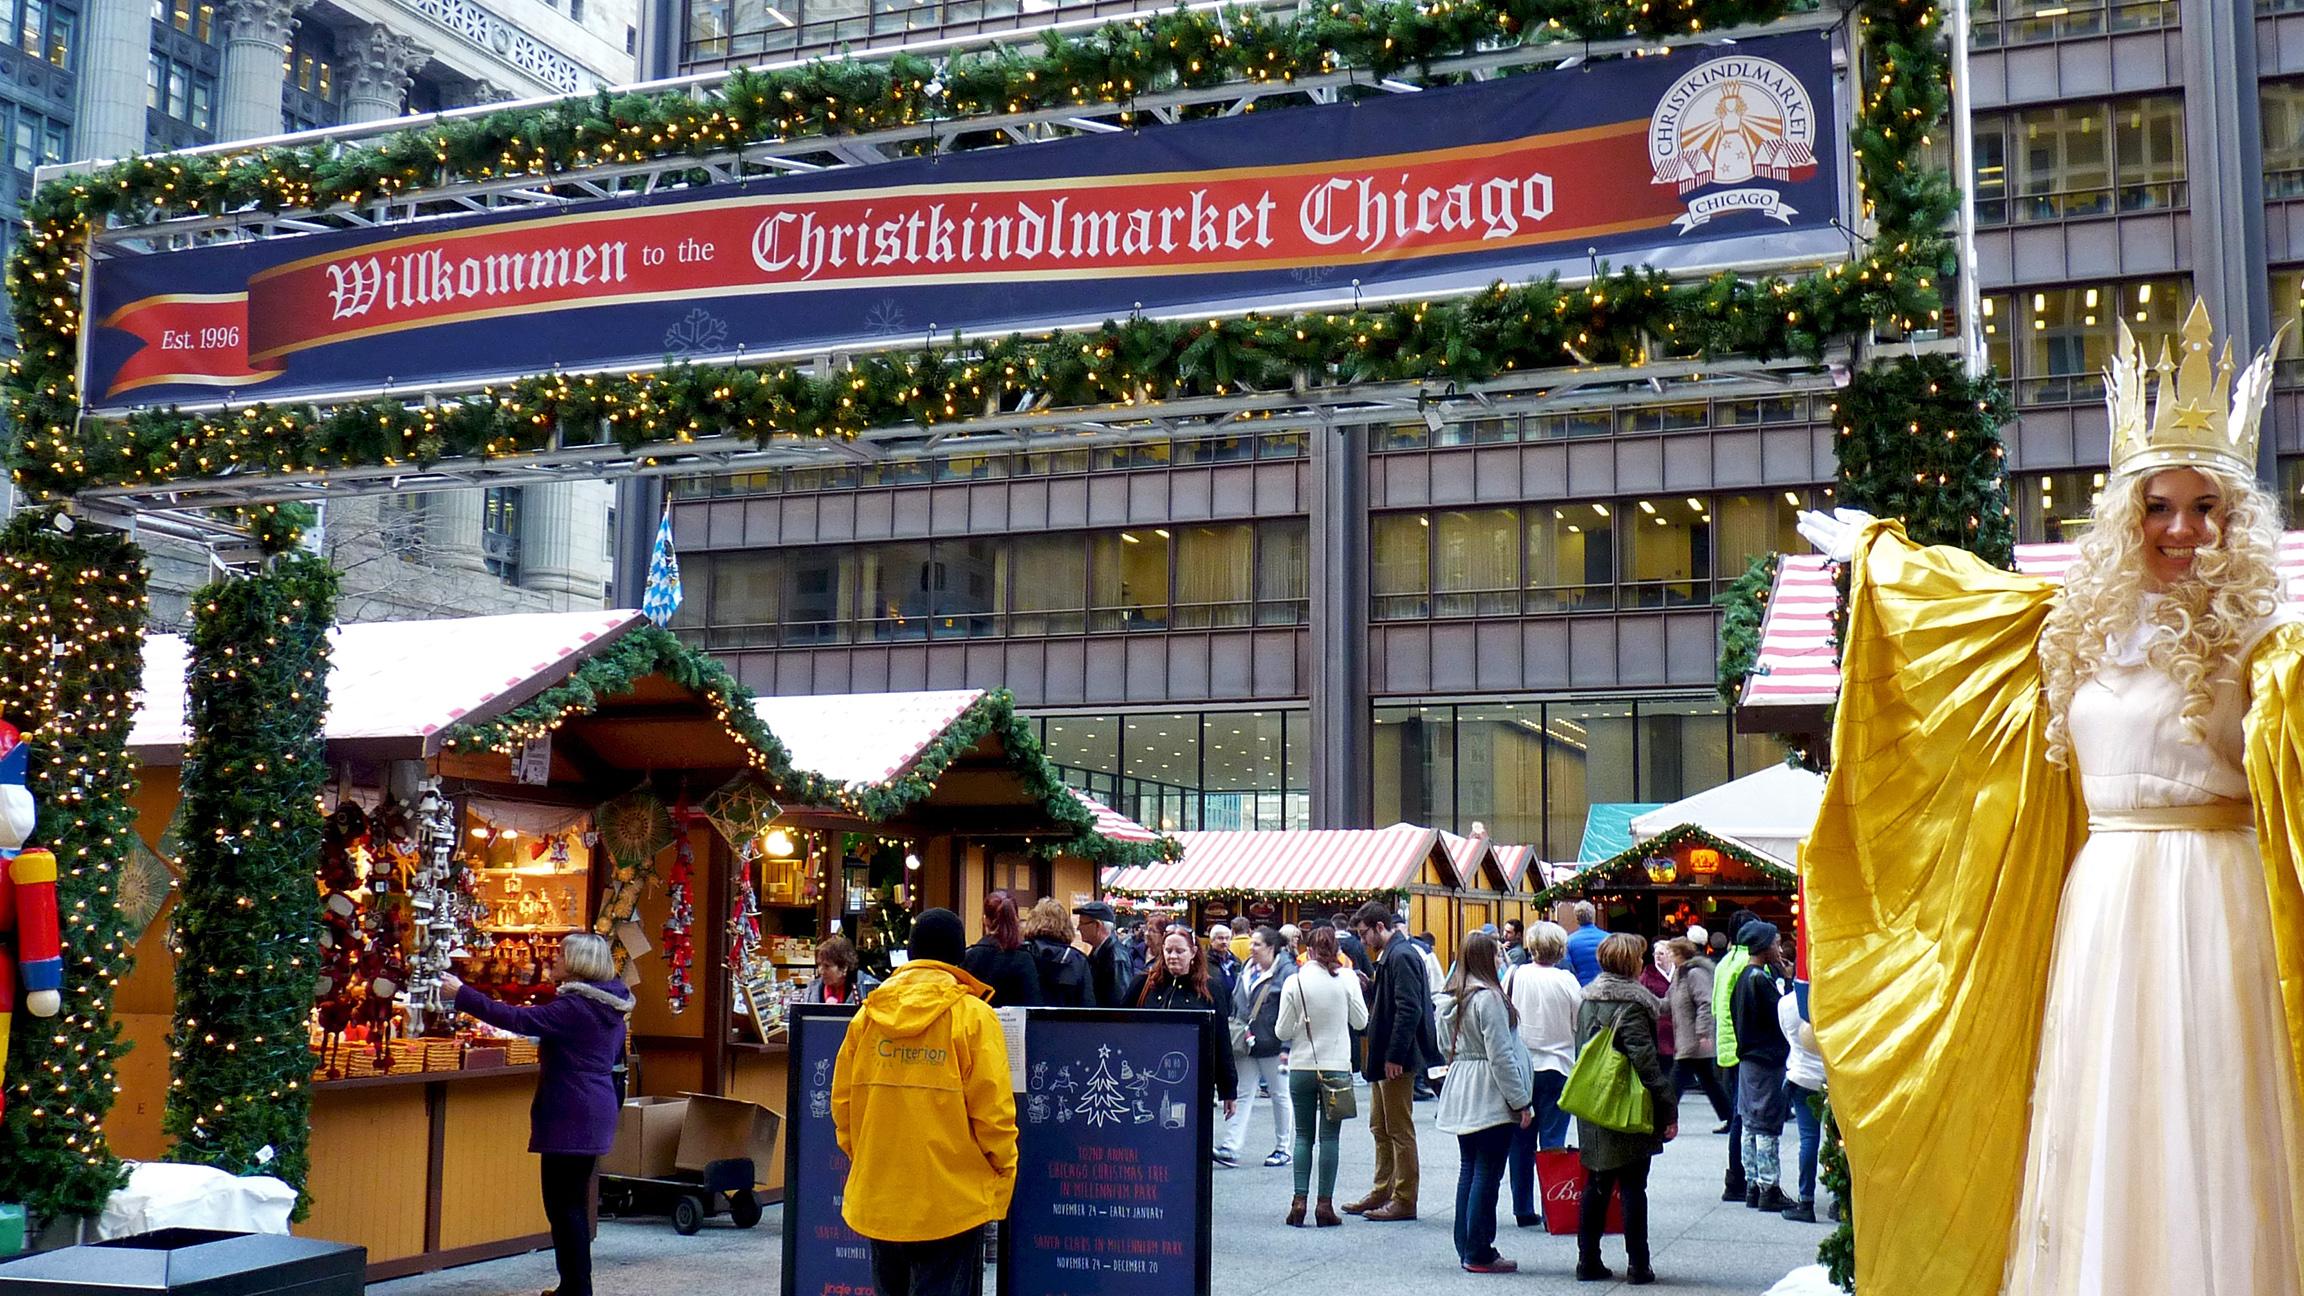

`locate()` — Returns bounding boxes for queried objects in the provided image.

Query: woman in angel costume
[1799,300,2304,1296]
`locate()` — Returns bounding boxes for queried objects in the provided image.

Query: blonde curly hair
[2039,465,2285,766]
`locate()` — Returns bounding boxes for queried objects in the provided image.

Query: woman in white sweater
[1504,921,1584,1228]
[1276,924,1370,1228]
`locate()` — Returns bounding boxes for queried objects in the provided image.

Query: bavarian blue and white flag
[641,507,683,626]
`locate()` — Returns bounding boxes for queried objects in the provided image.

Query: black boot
[1781,1199,1817,1223]
[1757,1186,1792,1212]
[1745,1185,1762,1208]
[1722,1173,1747,1203]
[1575,1260,1614,1282]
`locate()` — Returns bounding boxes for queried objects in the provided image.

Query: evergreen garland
[435,632,1180,864]
[1832,352,2015,565]
[1818,1095,1855,1290]
[0,511,147,1225]
[3,0,1961,502]
[1529,822,1797,905]
[164,554,337,1204]
[1713,552,1778,708]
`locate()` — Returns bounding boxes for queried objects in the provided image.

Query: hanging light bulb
[904,852,922,872]
[764,828,796,858]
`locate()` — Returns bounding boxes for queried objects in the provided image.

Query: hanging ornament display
[703,777,783,853]
[661,796,698,1014]
[402,781,471,1036]
[313,803,372,1080]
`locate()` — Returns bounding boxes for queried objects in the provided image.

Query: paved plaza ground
[374,1090,1831,1295]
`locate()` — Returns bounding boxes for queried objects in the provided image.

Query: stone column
[517,481,613,606]
[2177,0,2276,480]
[70,0,151,161]
[1308,423,1371,828]
[337,25,431,124]
[423,489,492,576]
[216,0,299,144]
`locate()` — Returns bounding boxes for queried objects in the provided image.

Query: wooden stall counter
[304,1063,550,1281]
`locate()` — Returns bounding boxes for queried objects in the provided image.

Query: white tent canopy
[1628,763,1826,868]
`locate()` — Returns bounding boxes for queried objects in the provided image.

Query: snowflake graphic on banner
[861,299,908,337]
[663,308,730,355]
[1075,1045,1131,1128]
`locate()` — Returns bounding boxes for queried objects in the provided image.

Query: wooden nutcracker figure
[0,720,63,1117]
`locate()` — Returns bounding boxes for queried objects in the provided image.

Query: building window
[1038,709,1310,832]
[1525,504,1614,611]
[1432,508,1520,617]
[147,50,214,133]
[1976,96,2185,225]
[155,0,214,42]
[1254,518,1309,626]
[1972,0,2178,47]
[481,486,521,585]
[1978,276,2190,406]
[2015,469,2108,543]
[1373,696,1773,859]
[1089,530,1170,632]
[1371,514,1430,619]
[2268,82,2304,201]
[1009,534,1088,637]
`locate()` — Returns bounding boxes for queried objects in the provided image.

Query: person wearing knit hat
[1709,907,1766,1198]
[1729,921,1793,1211]
[833,908,1016,1295]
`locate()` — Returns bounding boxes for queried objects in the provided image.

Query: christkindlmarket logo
[1649,55,1817,233]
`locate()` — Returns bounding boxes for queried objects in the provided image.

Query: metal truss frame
[69,345,1851,523]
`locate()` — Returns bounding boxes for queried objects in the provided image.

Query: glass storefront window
[1633,700,1732,806]
[1432,508,1520,617]
[1372,514,1431,619]
[1373,705,1455,830]
[1525,504,1613,611]
[1623,497,1713,607]
[1174,523,1253,629]
[1454,704,1546,849]
[1545,702,1636,864]
[1203,711,1286,830]
[1124,714,1201,832]
[1284,710,1312,829]
[1089,530,1170,631]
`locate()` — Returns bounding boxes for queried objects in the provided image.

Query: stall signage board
[82,32,1843,412]
[999,1009,1214,1296]
[782,1004,874,1296]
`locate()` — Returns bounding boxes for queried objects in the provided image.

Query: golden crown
[2107,299,2288,479]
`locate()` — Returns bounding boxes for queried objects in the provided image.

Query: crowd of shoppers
[803,889,1828,1294]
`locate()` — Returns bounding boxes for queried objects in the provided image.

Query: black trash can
[0,1229,363,1296]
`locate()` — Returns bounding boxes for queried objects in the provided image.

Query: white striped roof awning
[1068,787,1159,844]
[1103,825,1446,895]
[752,689,985,788]
[1742,532,2304,714]
[1492,844,1541,888]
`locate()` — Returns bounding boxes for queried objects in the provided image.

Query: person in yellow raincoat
[1799,301,2304,1296]
[832,908,1018,1296]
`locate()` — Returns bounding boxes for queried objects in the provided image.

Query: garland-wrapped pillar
[0,511,150,1225]
[164,551,337,1200]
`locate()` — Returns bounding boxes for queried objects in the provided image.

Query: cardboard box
[601,1096,690,1179]
[674,1092,781,1178]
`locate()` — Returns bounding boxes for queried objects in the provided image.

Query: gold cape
[1805,519,2304,1294]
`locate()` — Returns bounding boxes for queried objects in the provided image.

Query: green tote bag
[1558,1022,1655,1135]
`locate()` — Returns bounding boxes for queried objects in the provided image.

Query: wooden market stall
[1101,825,1479,962]
[114,610,788,1278]
[1530,823,1800,947]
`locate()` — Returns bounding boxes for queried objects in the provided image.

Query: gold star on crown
[2107,299,2289,478]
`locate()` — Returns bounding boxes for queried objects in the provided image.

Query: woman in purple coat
[441,933,634,1296]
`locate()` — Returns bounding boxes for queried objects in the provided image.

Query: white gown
[2004,615,2304,1295]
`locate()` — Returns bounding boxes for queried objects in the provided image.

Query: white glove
[25,989,60,1018]
[1795,507,1878,564]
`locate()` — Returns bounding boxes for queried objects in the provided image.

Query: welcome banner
[84,31,1842,411]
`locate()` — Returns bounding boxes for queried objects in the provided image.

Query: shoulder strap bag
[1558,1011,1655,1135]
[1301,973,1358,1122]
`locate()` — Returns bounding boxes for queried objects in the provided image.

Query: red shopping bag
[1536,1148,1624,1235]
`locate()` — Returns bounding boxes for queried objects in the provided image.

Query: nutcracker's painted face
[2139,467,2222,589]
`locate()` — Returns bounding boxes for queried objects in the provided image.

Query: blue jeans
[1785,1079,1822,1202]
[1506,1070,1571,1219]
[1453,1123,1516,1266]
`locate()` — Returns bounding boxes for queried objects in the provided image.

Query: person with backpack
[1709,908,1762,1199]
[1216,925,1296,1167]
[1024,897,1091,1007]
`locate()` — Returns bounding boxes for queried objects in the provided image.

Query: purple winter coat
[456,979,635,1156]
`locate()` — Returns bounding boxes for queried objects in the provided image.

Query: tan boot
[1314,1198,1343,1227]
[1285,1194,1307,1227]
[1341,1191,1388,1215]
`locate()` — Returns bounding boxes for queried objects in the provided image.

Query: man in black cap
[1072,900,1125,1008]
[1729,920,1793,1212]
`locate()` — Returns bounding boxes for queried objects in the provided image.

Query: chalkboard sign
[782,1004,875,1296]
[999,1008,1215,1296]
